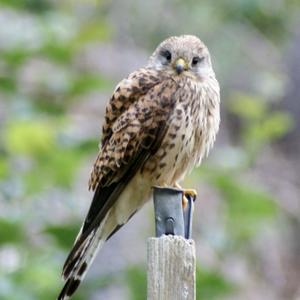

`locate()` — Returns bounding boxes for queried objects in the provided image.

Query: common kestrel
[58,35,220,299]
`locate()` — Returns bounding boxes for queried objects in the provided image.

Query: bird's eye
[160,50,172,63]
[192,56,204,66]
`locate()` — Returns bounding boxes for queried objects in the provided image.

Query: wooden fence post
[147,187,196,300]
[147,235,196,300]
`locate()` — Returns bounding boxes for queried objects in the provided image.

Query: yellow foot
[182,189,197,208]
[183,188,197,199]
[174,183,197,208]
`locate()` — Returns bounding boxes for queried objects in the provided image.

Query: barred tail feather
[57,148,151,300]
[57,227,105,300]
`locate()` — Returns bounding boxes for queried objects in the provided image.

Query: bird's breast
[142,78,220,186]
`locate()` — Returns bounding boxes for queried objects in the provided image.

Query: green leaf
[69,74,113,96]
[0,158,9,179]
[0,75,17,92]
[12,257,61,300]
[227,93,266,121]
[43,223,79,249]
[1,49,31,67]
[196,267,234,300]
[0,218,24,245]
[75,20,111,44]
[126,265,147,300]
[0,0,53,12]
[246,112,293,144]
[22,136,92,193]
[40,43,74,63]
[42,148,82,187]
[76,138,99,154]
[32,97,67,115]
[5,120,55,156]
[212,174,277,240]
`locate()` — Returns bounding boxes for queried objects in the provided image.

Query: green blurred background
[0,1,300,299]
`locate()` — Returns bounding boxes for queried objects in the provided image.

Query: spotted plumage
[58,35,220,300]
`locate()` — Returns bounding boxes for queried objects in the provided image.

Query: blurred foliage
[228,92,293,158]
[0,1,112,299]
[212,174,277,241]
[0,218,25,245]
[0,0,298,299]
[126,265,147,300]
[196,267,234,300]
[43,223,80,249]
[5,120,55,156]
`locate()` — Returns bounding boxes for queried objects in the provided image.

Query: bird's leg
[175,182,197,209]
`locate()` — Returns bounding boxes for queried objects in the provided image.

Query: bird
[57,34,220,300]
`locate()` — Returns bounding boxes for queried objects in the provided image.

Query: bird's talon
[183,188,197,199]
[181,189,197,209]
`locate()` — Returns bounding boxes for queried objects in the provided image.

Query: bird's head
[148,35,215,80]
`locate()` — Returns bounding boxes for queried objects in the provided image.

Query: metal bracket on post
[153,186,196,239]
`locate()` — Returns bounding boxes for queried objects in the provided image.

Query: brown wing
[82,69,177,234]
[100,68,163,149]
[62,69,177,279]
[89,67,169,191]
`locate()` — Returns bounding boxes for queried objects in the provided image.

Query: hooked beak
[174,58,188,74]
